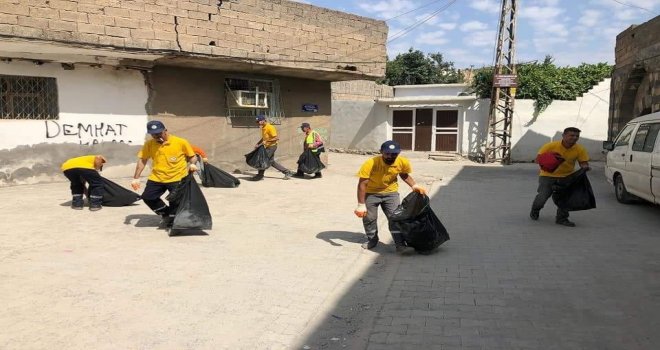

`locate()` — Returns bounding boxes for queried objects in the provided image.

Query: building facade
[0,0,387,185]
[609,15,660,140]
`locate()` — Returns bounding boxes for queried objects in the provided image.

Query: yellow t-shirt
[261,123,278,148]
[358,156,412,193]
[138,135,195,183]
[61,155,97,171]
[537,141,589,177]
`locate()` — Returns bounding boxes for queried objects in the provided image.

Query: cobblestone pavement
[1,154,659,350]
[298,160,660,350]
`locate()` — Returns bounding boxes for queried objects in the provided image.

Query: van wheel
[614,175,635,204]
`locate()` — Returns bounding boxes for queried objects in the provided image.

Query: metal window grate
[0,75,59,120]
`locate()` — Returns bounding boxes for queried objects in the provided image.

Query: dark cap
[380,140,401,154]
[301,122,311,129]
[255,115,266,122]
[146,120,165,134]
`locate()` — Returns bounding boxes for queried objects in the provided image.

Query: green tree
[382,48,463,86]
[471,56,612,114]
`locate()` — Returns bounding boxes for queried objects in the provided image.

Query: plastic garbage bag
[167,174,212,230]
[552,168,596,211]
[202,163,240,188]
[100,177,141,207]
[245,145,270,170]
[390,192,450,253]
[297,149,326,174]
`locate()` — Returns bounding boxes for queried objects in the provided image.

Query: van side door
[626,123,660,202]
[608,123,636,183]
[652,126,660,204]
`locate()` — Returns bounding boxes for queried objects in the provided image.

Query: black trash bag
[202,163,240,188]
[390,192,450,253]
[552,168,596,211]
[167,174,213,230]
[100,177,141,207]
[245,145,270,170]
[297,149,326,174]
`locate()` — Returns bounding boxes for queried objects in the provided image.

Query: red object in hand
[537,152,565,173]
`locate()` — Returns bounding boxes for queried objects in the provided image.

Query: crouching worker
[61,154,106,211]
[131,120,198,227]
[354,140,427,255]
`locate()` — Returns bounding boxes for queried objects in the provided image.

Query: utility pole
[484,0,517,164]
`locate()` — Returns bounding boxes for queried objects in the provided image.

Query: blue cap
[255,115,266,122]
[380,140,401,154]
[146,120,165,134]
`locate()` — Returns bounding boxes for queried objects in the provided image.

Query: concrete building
[0,0,387,186]
[609,15,660,139]
[331,79,611,161]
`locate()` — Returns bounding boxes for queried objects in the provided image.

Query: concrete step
[428,152,462,161]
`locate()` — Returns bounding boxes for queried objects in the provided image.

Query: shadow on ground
[299,164,660,349]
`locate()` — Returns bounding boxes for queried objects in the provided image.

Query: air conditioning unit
[227,90,269,108]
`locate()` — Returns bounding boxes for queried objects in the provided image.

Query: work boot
[292,172,306,179]
[312,173,323,179]
[395,245,416,255]
[247,174,264,181]
[556,218,576,227]
[89,203,103,211]
[71,195,84,210]
[361,239,378,250]
[530,209,539,221]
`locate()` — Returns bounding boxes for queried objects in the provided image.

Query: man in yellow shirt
[354,140,428,255]
[531,127,590,227]
[248,115,294,181]
[61,155,106,211]
[131,120,198,227]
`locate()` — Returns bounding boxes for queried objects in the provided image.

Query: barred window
[0,75,59,120]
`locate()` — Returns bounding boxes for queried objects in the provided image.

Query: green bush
[471,57,612,114]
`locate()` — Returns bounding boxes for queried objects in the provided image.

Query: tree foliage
[472,56,612,113]
[382,48,463,86]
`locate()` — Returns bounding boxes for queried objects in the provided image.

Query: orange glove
[354,203,367,218]
[130,179,140,191]
[412,184,427,196]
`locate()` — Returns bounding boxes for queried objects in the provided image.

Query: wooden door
[415,108,433,151]
[435,110,458,151]
[392,110,413,150]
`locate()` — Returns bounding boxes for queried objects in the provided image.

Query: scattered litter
[331,314,343,320]
[302,346,311,349]
[330,337,340,341]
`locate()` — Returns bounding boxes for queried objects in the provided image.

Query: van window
[632,124,650,151]
[614,124,635,147]
[642,123,660,153]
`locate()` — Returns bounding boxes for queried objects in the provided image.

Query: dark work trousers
[257,145,290,176]
[63,168,103,206]
[296,151,322,176]
[531,176,569,220]
[363,192,404,246]
[141,180,180,216]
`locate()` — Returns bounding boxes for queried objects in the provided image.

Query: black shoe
[312,173,322,179]
[72,203,84,210]
[89,203,102,211]
[160,215,174,228]
[395,245,416,255]
[556,219,576,227]
[247,175,264,181]
[361,239,378,250]
[292,173,306,179]
[530,209,539,220]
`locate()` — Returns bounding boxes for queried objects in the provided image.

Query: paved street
[1,153,659,350]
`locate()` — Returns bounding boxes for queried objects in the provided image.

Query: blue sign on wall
[302,104,319,112]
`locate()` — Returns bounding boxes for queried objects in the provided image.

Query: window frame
[0,74,59,120]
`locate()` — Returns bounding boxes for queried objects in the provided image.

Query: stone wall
[0,0,387,78]
[331,80,393,101]
[609,15,660,139]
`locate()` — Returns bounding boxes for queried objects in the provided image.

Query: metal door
[414,108,433,151]
[392,110,413,150]
[435,110,458,151]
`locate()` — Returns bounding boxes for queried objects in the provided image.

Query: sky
[291,0,660,68]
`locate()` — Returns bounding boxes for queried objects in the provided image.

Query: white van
[603,111,660,204]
